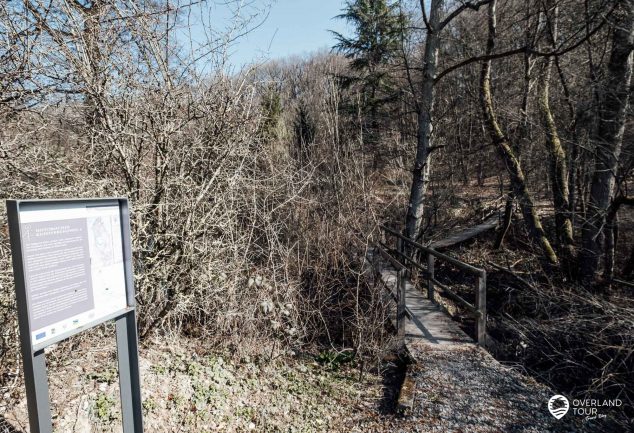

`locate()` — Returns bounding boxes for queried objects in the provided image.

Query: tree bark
[580,0,634,282]
[624,244,634,277]
[405,0,444,242]
[480,0,558,265]
[495,191,514,249]
[603,196,634,280]
[538,1,575,252]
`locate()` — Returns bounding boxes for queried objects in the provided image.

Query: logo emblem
[548,395,569,419]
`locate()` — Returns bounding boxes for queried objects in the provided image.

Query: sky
[184,0,351,67]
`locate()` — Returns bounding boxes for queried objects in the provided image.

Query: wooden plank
[398,365,416,413]
[431,214,499,249]
[402,279,472,345]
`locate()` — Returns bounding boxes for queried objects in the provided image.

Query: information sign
[7,198,143,433]
[18,202,128,347]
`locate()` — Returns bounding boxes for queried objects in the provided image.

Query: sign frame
[7,198,143,433]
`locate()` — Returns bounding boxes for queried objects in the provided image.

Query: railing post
[476,271,487,346]
[427,254,435,302]
[397,268,406,342]
[396,238,404,271]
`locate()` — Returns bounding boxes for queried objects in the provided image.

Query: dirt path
[402,342,592,433]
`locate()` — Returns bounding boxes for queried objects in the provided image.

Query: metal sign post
[7,198,143,433]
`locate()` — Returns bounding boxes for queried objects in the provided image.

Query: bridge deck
[376,266,472,346]
[430,214,499,249]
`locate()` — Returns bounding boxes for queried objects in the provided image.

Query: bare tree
[537,0,574,254]
[405,0,491,242]
[480,0,559,264]
[580,0,634,282]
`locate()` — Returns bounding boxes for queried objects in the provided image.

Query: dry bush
[0,79,306,338]
[492,282,634,431]
[1,31,393,402]
[257,54,395,362]
[0,2,304,390]
[0,5,399,408]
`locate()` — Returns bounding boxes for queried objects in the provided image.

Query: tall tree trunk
[568,115,581,226]
[495,191,514,249]
[405,0,444,241]
[580,0,634,282]
[556,56,582,233]
[480,0,558,265]
[624,244,634,277]
[604,196,634,280]
[537,1,575,251]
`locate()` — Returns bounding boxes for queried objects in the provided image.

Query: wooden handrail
[381,225,485,276]
[431,278,480,317]
[375,244,406,271]
[379,242,429,275]
[380,224,487,346]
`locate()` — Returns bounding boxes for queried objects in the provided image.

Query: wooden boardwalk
[368,247,594,432]
[375,263,472,346]
[430,214,499,249]
[368,249,472,347]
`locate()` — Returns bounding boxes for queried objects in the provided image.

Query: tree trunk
[495,191,514,249]
[480,0,558,265]
[537,1,575,253]
[405,0,444,242]
[603,211,617,281]
[568,126,580,226]
[580,0,634,282]
[624,244,634,277]
[604,196,634,280]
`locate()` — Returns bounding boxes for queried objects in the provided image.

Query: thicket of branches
[0,1,392,388]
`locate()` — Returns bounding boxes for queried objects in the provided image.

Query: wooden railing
[381,225,488,346]
[374,245,408,340]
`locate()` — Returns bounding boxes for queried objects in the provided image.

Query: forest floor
[0,333,599,433]
[1,335,389,433]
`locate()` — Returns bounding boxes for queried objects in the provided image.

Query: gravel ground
[386,342,618,433]
[343,343,623,433]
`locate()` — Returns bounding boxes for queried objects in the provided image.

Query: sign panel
[7,198,143,433]
[13,201,129,347]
